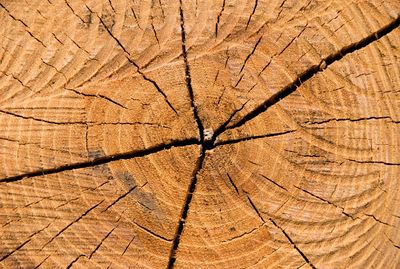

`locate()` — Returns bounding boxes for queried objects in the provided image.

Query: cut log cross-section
[0,0,399,268]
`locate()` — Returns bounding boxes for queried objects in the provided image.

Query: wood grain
[0,0,399,268]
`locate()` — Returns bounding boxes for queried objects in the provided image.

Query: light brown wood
[0,0,399,268]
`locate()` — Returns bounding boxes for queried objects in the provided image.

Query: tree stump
[1,0,399,268]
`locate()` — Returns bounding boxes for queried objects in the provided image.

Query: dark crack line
[208,101,249,149]
[222,226,260,243]
[130,7,142,30]
[0,3,47,48]
[278,23,308,56]
[0,108,91,125]
[245,195,316,268]
[387,238,400,250]
[246,0,259,29]
[227,173,239,194]
[33,255,51,269]
[89,226,116,259]
[134,221,172,242]
[345,158,400,166]
[0,238,31,262]
[364,213,392,227]
[0,138,199,183]
[166,3,210,267]
[41,58,68,81]
[179,0,205,143]
[93,9,177,114]
[121,236,135,256]
[0,70,34,91]
[102,182,146,212]
[102,185,138,212]
[66,87,128,109]
[66,254,85,269]
[215,0,226,37]
[107,0,115,12]
[295,186,353,219]
[246,195,265,222]
[224,15,400,132]
[239,36,262,74]
[52,33,64,45]
[0,108,144,126]
[42,200,104,249]
[1,108,162,126]
[269,218,316,269]
[261,174,288,192]
[304,116,400,125]
[151,18,160,47]
[167,148,205,269]
[64,0,86,24]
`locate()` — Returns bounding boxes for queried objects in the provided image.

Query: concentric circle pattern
[0,0,399,268]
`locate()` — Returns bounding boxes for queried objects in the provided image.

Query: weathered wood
[0,0,399,268]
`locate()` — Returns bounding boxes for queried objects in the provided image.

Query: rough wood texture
[0,0,399,268]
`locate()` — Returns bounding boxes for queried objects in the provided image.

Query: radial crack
[94,9,177,114]
[66,88,128,109]
[167,148,206,268]
[304,116,399,125]
[179,0,205,143]
[246,0,259,29]
[245,194,316,268]
[261,174,288,192]
[269,218,317,269]
[102,185,138,212]
[226,15,400,131]
[215,0,226,37]
[134,221,172,242]
[33,255,51,269]
[0,108,89,125]
[88,226,116,259]
[0,138,199,183]
[166,4,211,267]
[66,254,85,269]
[121,236,135,256]
[239,36,262,74]
[295,186,353,219]
[208,101,249,148]
[345,158,400,166]
[227,173,239,194]
[0,238,31,262]
[42,200,104,249]
[64,0,86,23]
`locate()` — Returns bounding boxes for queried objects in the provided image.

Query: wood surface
[0,0,400,268]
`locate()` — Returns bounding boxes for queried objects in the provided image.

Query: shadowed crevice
[167,147,206,269]
[166,3,209,267]
[0,138,199,183]
[224,15,400,132]
[178,0,205,143]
